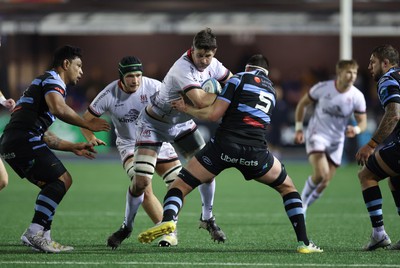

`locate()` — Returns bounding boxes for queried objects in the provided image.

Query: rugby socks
[283,192,309,245]
[162,188,183,222]
[32,180,66,231]
[124,188,144,230]
[304,188,322,208]
[198,180,215,220]
[362,186,384,231]
[389,176,400,216]
[301,176,316,203]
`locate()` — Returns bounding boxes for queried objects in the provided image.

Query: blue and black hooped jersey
[377,67,400,136]
[377,67,400,108]
[215,70,275,147]
[4,70,67,136]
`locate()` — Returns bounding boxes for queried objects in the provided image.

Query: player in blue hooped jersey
[356,44,400,251]
[0,45,110,253]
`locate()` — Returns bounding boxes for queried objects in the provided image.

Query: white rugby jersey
[89,77,161,141]
[151,50,230,124]
[306,80,366,142]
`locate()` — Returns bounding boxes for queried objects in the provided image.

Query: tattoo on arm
[373,102,400,143]
[43,131,62,149]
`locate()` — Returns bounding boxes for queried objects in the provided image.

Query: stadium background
[1,0,400,160]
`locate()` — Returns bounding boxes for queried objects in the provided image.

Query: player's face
[368,54,385,81]
[338,66,357,88]
[66,57,83,85]
[123,72,142,93]
[191,48,216,72]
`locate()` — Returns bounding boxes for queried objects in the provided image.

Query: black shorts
[195,136,274,180]
[0,130,66,186]
[367,137,400,179]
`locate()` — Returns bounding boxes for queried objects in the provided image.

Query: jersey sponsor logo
[220,153,258,166]
[0,152,16,159]
[92,89,110,108]
[140,129,152,138]
[53,87,65,95]
[140,95,148,104]
[118,109,140,123]
[322,105,346,119]
[202,156,213,166]
[243,116,264,128]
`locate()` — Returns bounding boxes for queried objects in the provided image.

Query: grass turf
[0,158,399,267]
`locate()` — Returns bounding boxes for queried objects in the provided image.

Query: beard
[373,69,385,82]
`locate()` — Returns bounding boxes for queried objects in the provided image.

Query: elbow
[207,113,221,122]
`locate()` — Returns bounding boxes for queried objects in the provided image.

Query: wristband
[354,126,361,135]
[367,139,378,149]
[295,122,303,131]
[0,95,6,106]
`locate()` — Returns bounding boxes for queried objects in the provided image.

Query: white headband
[245,64,269,76]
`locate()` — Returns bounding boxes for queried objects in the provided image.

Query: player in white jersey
[0,90,15,192]
[294,59,367,214]
[134,28,233,243]
[81,56,182,248]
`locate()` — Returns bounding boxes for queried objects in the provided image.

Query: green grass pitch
[0,157,399,267]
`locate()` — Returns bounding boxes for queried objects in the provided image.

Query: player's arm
[43,130,97,159]
[294,93,314,144]
[45,92,110,132]
[171,97,229,122]
[185,88,218,108]
[220,71,233,84]
[356,102,400,166]
[345,112,367,138]
[371,102,400,144]
[0,90,15,111]
[81,110,107,146]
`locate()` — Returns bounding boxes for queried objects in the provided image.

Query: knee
[133,176,151,194]
[0,179,8,190]
[59,171,73,190]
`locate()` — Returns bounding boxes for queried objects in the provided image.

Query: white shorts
[116,137,178,164]
[136,110,197,146]
[305,133,344,166]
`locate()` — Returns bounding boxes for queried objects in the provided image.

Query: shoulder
[142,76,162,87]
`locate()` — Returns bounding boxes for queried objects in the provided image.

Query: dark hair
[118,56,143,81]
[371,44,399,66]
[193,28,217,51]
[246,54,269,70]
[52,45,82,68]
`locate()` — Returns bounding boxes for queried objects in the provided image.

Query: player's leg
[254,156,323,253]
[359,146,398,250]
[0,159,9,191]
[18,145,73,253]
[302,153,330,211]
[174,125,225,242]
[154,146,181,247]
[138,156,215,244]
[388,175,400,250]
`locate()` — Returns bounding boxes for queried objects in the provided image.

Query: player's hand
[72,142,97,159]
[355,144,374,166]
[89,137,107,146]
[1,98,16,111]
[86,117,111,132]
[345,125,359,138]
[171,98,187,112]
[294,130,304,144]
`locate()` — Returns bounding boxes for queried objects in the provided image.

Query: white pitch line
[0,261,399,267]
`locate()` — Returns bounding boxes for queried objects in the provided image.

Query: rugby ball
[201,78,222,94]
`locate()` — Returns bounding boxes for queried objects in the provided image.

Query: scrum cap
[118,56,143,80]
